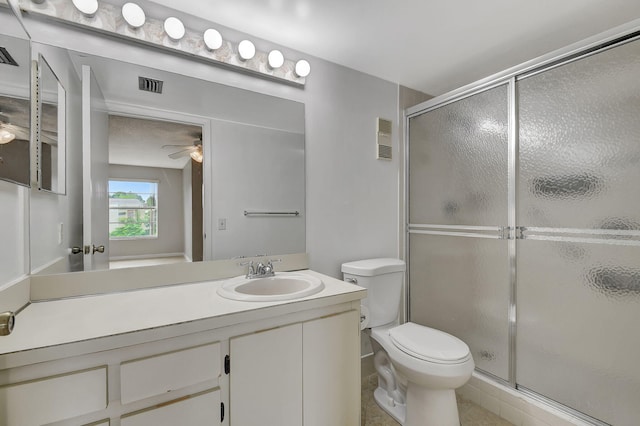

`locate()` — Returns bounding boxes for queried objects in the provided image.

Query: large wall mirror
[28,43,305,276]
[0,5,31,187]
[0,3,31,287]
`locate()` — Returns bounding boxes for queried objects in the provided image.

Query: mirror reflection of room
[37,55,65,194]
[107,115,203,269]
[0,24,30,187]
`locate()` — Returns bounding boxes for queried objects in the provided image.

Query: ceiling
[109,115,201,169]
[149,0,640,96]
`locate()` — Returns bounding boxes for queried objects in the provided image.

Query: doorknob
[92,245,105,254]
[70,247,83,255]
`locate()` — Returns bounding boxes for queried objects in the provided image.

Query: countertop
[0,270,365,368]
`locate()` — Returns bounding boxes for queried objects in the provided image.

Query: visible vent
[0,47,19,67]
[377,117,392,135]
[377,144,392,160]
[376,117,392,160]
[138,76,163,94]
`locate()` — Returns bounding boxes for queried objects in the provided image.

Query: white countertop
[0,270,365,366]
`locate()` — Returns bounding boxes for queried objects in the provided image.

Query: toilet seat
[389,322,470,364]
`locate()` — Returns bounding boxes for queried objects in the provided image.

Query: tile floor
[361,373,514,426]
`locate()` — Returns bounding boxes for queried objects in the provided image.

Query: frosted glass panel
[518,39,640,229]
[517,240,640,425]
[409,85,508,226]
[409,234,509,380]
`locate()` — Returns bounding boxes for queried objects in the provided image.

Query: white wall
[304,62,400,277]
[20,12,401,279]
[108,164,185,258]
[210,120,305,260]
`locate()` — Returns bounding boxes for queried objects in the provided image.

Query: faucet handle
[238,260,255,278]
[262,258,281,276]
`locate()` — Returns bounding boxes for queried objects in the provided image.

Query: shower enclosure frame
[404,19,640,425]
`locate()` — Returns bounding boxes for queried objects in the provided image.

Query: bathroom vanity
[0,265,365,426]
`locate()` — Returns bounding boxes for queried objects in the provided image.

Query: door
[407,84,511,381]
[81,65,109,270]
[229,324,302,425]
[515,37,640,425]
[302,311,360,426]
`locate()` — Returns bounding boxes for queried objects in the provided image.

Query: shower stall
[406,25,640,426]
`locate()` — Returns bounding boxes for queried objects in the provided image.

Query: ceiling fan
[1,104,57,146]
[0,113,25,144]
[162,132,203,163]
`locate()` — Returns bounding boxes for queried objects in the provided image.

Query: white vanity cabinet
[0,332,224,426]
[0,270,365,426]
[229,310,360,426]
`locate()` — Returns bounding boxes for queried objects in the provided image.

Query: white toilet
[342,258,474,426]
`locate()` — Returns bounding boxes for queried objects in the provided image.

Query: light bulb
[122,2,145,28]
[0,129,16,144]
[268,50,284,69]
[294,59,311,77]
[204,29,223,51]
[238,40,255,61]
[72,0,99,17]
[190,150,203,163]
[164,17,185,41]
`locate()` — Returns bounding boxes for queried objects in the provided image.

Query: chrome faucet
[240,259,281,279]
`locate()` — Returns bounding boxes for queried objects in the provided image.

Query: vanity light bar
[24,0,311,85]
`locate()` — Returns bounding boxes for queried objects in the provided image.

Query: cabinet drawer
[0,367,107,426]
[121,389,220,426]
[120,342,220,404]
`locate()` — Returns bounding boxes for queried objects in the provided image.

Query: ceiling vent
[0,47,19,67]
[138,76,163,94]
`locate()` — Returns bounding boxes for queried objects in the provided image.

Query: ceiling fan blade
[162,144,192,148]
[0,123,30,141]
[168,146,197,159]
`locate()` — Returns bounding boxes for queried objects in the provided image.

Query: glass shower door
[408,84,511,380]
[516,37,640,425]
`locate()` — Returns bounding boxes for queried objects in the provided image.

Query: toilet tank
[341,258,405,328]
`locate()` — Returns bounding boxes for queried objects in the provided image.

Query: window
[108,180,158,239]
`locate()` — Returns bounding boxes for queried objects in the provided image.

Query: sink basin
[217,272,325,302]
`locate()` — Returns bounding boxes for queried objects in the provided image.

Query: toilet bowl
[342,258,474,426]
[370,323,474,425]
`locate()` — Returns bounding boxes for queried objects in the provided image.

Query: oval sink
[217,272,325,302]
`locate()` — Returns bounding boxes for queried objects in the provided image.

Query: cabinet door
[229,323,302,426]
[120,389,219,426]
[303,310,360,426]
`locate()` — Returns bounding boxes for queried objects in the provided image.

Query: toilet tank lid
[341,258,406,276]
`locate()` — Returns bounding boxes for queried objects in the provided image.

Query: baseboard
[457,372,593,426]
